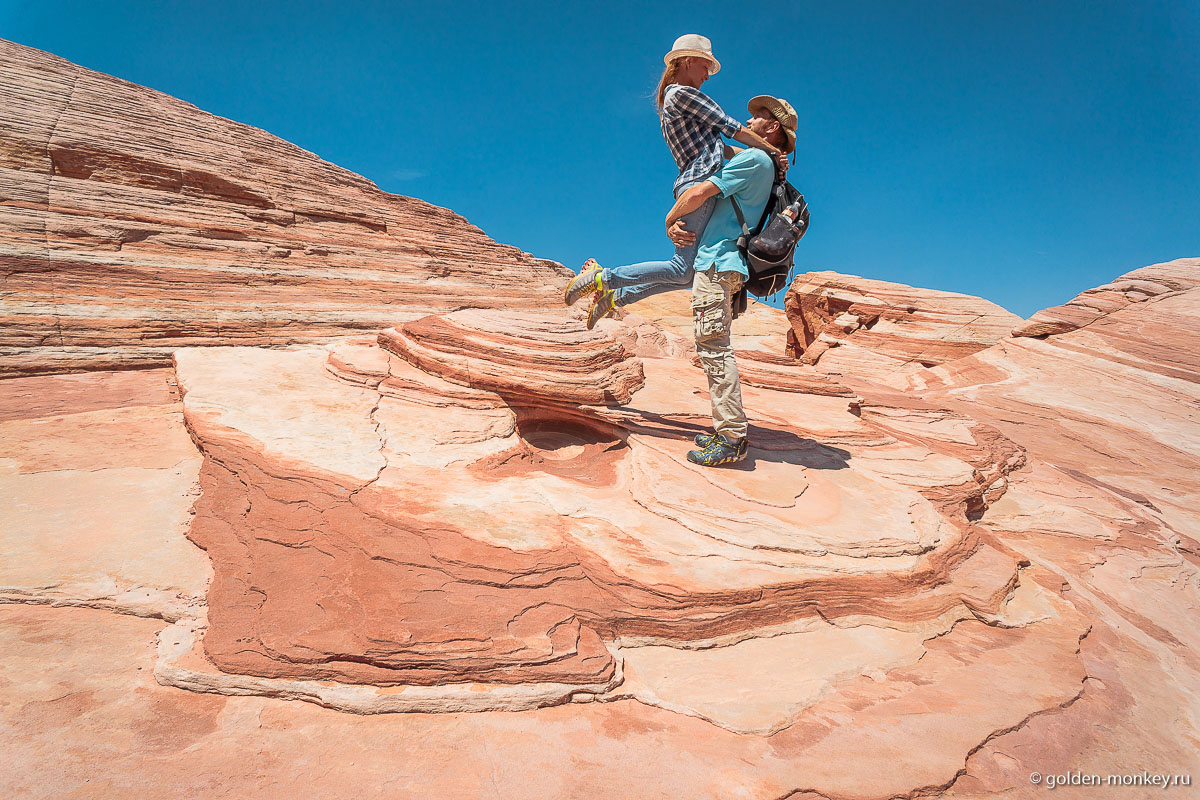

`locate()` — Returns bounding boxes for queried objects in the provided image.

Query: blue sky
[2,0,1197,317]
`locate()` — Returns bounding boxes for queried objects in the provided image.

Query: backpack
[729,178,809,297]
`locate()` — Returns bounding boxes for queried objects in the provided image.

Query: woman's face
[678,56,711,86]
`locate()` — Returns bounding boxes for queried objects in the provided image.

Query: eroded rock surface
[379,310,646,405]
[784,270,1024,384]
[2,41,1197,800]
[1012,257,1200,338]
[0,39,570,377]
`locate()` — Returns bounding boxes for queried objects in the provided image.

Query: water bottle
[779,199,804,226]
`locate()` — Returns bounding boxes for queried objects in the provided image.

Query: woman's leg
[605,193,717,307]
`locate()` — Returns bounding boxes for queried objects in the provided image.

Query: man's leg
[689,268,748,464]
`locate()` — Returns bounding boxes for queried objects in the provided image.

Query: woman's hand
[732,126,790,178]
[772,149,789,175]
[667,219,697,246]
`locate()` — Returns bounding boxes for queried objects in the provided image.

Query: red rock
[783,270,1024,383]
[1012,257,1200,338]
[2,39,1198,800]
[0,39,571,377]
[379,309,646,405]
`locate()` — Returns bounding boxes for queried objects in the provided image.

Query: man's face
[746,110,780,140]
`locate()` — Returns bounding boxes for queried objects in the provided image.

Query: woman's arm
[731,127,788,174]
[667,87,786,172]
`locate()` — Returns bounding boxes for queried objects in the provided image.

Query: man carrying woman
[667,95,796,466]
[563,34,788,329]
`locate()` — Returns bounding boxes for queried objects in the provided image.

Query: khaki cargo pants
[691,267,747,443]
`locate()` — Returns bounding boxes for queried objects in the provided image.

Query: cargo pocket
[692,298,727,342]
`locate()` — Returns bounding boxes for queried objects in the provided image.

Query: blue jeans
[604,187,716,308]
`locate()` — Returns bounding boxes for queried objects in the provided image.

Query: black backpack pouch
[730,179,809,300]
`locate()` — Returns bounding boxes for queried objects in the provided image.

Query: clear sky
[2,0,1197,317]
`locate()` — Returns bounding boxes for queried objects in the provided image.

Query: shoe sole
[564,263,602,307]
[586,293,615,330]
[686,449,748,466]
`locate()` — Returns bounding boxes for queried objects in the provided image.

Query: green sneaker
[586,289,617,330]
[686,434,748,467]
[565,258,605,306]
[694,431,718,448]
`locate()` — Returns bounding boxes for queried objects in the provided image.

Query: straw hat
[664,34,721,76]
[748,95,798,154]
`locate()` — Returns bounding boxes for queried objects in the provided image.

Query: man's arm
[665,180,721,230]
[723,144,744,160]
[664,179,721,247]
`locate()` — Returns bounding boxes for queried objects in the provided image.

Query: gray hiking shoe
[586,289,617,330]
[565,258,605,307]
[686,434,749,467]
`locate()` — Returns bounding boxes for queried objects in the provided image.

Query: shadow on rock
[741,425,851,470]
[611,408,851,470]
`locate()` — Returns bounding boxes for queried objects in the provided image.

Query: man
[663,95,798,467]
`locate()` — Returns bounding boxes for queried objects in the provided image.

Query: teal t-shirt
[694,148,775,279]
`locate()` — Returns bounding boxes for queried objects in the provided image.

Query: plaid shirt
[660,84,743,196]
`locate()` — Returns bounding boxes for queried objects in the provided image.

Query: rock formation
[784,270,1024,385]
[2,39,1198,800]
[0,38,569,377]
[1011,257,1200,338]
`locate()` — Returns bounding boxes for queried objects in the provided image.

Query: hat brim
[665,49,721,75]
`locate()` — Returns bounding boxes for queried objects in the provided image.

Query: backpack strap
[729,196,751,253]
[729,174,785,243]
[759,183,784,232]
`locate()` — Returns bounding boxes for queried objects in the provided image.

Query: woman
[564,34,787,329]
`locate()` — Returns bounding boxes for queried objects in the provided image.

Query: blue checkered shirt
[660,84,743,196]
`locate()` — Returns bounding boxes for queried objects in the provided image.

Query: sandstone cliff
[0,38,569,377]
[2,40,1197,800]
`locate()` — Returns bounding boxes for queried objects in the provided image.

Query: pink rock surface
[379,309,646,405]
[1,41,1197,800]
[784,270,1024,384]
[0,39,570,377]
[1012,257,1200,338]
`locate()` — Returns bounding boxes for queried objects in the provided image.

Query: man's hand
[664,179,721,236]
[667,219,697,247]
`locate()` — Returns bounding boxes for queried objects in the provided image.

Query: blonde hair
[655,60,683,113]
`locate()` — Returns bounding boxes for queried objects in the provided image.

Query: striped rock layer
[1012,256,1200,338]
[783,270,1024,384]
[379,310,646,405]
[2,39,1198,800]
[0,39,570,376]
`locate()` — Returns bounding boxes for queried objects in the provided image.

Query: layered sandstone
[1012,256,1200,337]
[783,270,1024,384]
[0,39,569,377]
[2,40,1198,800]
[379,310,646,405]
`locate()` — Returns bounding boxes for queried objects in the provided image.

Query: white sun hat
[664,34,721,76]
